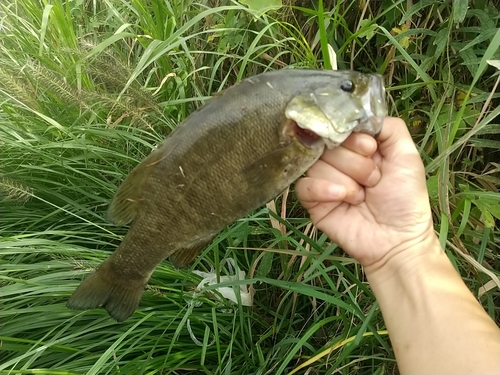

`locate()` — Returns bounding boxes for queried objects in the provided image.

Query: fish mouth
[316,73,387,145]
[285,73,387,149]
[292,120,323,147]
[294,118,354,149]
[355,74,387,137]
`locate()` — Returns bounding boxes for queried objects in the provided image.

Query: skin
[296,117,500,375]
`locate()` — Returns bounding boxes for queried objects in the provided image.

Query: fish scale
[67,69,387,322]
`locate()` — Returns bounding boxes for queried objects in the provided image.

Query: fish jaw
[284,72,387,149]
[288,118,326,151]
[285,97,355,149]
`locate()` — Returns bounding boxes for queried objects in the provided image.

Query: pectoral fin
[243,146,291,187]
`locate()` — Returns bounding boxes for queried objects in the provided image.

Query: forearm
[366,235,500,375]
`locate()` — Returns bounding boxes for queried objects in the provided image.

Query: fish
[67,69,387,322]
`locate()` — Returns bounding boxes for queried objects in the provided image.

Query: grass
[0,0,499,374]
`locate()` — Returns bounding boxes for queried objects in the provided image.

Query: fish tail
[67,260,147,322]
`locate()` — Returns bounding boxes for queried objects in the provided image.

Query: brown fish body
[67,70,387,321]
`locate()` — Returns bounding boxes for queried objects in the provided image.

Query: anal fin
[169,234,217,268]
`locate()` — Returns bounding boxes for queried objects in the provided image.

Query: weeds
[1,1,499,374]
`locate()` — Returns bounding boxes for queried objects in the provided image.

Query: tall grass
[1,1,499,374]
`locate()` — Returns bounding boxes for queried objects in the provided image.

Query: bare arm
[296,117,500,374]
[367,235,500,374]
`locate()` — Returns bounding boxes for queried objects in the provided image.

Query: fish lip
[354,113,385,134]
[353,74,387,136]
[369,75,387,121]
[294,114,384,149]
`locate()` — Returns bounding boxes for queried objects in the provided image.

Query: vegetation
[1,0,499,374]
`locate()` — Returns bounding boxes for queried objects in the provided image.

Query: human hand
[296,117,437,270]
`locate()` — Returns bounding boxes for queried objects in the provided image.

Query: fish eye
[340,80,355,93]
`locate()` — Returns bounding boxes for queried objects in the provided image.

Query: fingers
[320,145,381,187]
[296,130,383,211]
[321,133,381,187]
[295,177,345,209]
[296,178,363,210]
[315,132,380,188]
[297,159,365,205]
[376,117,420,160]
[342,132,378,157]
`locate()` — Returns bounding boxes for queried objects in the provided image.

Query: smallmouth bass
[67,69,387,322]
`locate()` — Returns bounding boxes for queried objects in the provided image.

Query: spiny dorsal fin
[106,141,173,225]
[169,234,217,268]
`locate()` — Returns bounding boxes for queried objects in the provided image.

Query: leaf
[468,9,497,30]
[469,139,500,149]
[433,28,449,58]
[460,29,498,53]
[457,198,472,237]
[318,0,331,70]
[328,44,337,70]
[474,204,495,228]
[470,27,500,89]
[472,196,500,228]
[453,0,469,25]
[487,60,500,70]
[39,5,54,56]
[400,0,435,24]
[238,0,281,16]
[392,24,410,49]
[459,46,478,76]
[358,19,377,40]
[255,252,274,278]
[475,124,500,135]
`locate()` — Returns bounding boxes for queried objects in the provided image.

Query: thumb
[374,117,428,203]
[377,117,421,162]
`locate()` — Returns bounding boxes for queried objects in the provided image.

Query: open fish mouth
[292,109,376,149]
[292,117,357,149]
[291,120,322,147]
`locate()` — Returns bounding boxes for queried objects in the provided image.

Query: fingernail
[367,167,381,186]
[328,184,345,199]
[353,188,364,203]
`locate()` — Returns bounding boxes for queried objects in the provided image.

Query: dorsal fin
[106,141,173,225]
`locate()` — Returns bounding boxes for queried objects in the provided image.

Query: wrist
[364,231,443,282]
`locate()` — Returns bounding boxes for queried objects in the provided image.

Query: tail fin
[67,262,147,322]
